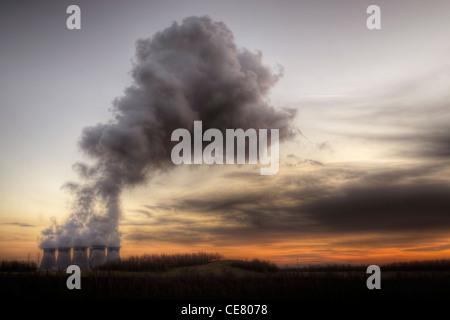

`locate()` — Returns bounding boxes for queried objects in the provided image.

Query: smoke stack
[56,247,72,270]
[72,246,89,271]
[39,237,56,271]
[89,245,106,268]
[39,248,56,271]
[106,246,120,263]
[89,235,106,268]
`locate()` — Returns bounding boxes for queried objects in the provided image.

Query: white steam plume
[40,16,297,248]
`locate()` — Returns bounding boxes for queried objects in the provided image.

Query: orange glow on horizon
[2,239,450,267]
[2,222,450,267]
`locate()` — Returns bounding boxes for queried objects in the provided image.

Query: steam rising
[40,16,297,248]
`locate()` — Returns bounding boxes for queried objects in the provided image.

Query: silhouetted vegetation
[283,263,367,272]
[230,259,278,272]
[283,260,450,272]
[2,263,450,300]
[95,252,223,272]
[381,259,450,271]
[2,256,450,300]
[0,260,37,272]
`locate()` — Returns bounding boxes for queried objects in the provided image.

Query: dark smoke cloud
[410,129,450,159]
[302,183,450,233]
[125,163,450,249]
[41,16,297,247]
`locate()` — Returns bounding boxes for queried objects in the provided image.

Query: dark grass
[230,259,279,273]
[2,257,450,300]
[283,259,450,272]
[2,268,450,300]
[95,252,223,272]
[0,260,37,272]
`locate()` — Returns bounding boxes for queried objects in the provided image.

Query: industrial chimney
[39,248,56,271]
[56,247,72,270]
[89,236,106,268]
[39,238,56,271]
[106,246,120,263]
[90,245,106,268]
[72,246,89,271]
[71,236,89,271]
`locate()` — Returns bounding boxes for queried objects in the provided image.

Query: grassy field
[1,256,450,300]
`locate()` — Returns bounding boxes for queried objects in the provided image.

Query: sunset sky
[1,0,450,266]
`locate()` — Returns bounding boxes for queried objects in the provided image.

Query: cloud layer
[124,160,450,257]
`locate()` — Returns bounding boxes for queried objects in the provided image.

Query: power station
[39,244,120,271]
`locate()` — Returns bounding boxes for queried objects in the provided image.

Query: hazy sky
[1,0,450,265]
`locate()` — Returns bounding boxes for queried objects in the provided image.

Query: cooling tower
[89,245,106,268]
[72,246,89,271]
[106,246,120,263]
[56,247,72,270]
[39,248,56,271]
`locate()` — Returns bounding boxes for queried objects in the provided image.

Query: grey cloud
[134,209,153,217]
[331,233,444,250]
[143,204,177,212]
[403,244,450,252]
[125,229,208,244]
[301,183,450,233]
[134,163,450,249]
[285,154,324,167]
[80,15,296,178]
[350,128,450,161]
[315,69,450,163]
[5,222,35,227]
[410,130,450,159]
